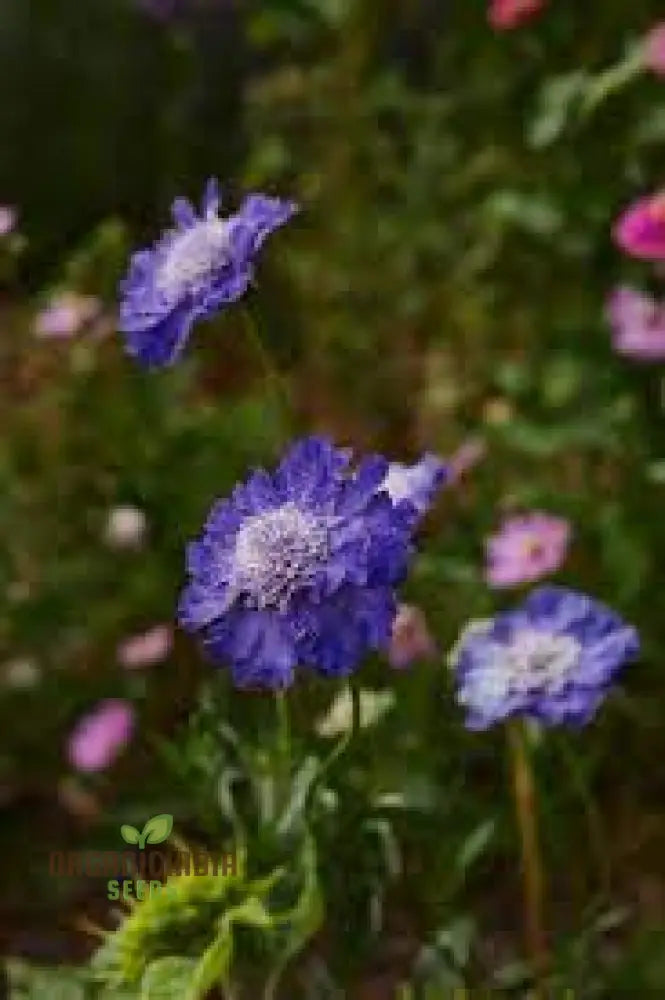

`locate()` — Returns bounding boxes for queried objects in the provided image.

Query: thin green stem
[241,301,291,422]
[275,690,291,810]
[507,720,548,997]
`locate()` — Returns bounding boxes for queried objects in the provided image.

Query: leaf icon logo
[120,814,173,849]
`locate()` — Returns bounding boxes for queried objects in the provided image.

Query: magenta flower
[67,700,135,773]
[388,604,437,670]
[488,0,546,31]
[117,625,173,669]
[645,23,665,78]
[34,292,101,338]
[0,205,17,236]
[607,287,665,362]
[613,192,665,261]
[485,512,570,589]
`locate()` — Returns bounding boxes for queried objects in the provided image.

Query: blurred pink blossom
[614,192,665,261]
[485,512,570,589]
[0,205,17,236]
[388,604,437,670]
[118,625,173,669]
[488,0,546,31]
[607,287,665,362]
[35,292,101,338]
[645,22,665,77]
[104,505,147,549]
[67,699,135,773]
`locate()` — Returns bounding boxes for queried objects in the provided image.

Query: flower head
[613,192,665,261]
[380,454,448,518]
[451,586,639,729]
[67,700,135,772]
[117,625,173,669]
[388,604,437,670]
[119,179,297,368]
[606,286,665,362]
[0,205,17,236]
[488,0,546,31]
[178,436,421,689]
[645,22,665,77]
[35,292,101,338]
[104,505,147,549]
[485,512,570,589]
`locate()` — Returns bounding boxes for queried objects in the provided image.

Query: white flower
[104,505,147,549]
[315,687,395,738]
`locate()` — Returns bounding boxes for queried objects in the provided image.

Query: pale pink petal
[118,625,173,669]
[485,512,571,589]
[388,604,437,670]
[67,700,135,773]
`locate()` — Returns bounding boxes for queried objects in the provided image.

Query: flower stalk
[507,719,548,996]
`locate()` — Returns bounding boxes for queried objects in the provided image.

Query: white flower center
[156,215,231,302]
[230,503,330,611]
[500,628,580,694]
[460,627,581,710]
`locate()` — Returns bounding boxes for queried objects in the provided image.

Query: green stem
[507,720,548,997]
[275,690,291,810]
[241,301,291,423]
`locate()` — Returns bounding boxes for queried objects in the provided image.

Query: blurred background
[2,0,665,995]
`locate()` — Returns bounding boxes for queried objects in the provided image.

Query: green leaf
[226,895,272,930]
[454,819,496,877]
[265,834,324,995]
[528,71,588,149]
[188,934,234,998]
[120,824,141,846]
[140,814,173,847]
[140,957,197,1000]
[579,42,645,118]
[6,960,88,999]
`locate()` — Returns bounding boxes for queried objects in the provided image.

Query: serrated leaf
[120,824,141,846]
[141,814,173,847]
[6,961,88,1000]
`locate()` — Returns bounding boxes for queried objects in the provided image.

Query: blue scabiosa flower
[178,436,421,689]
[450,586,639,730]
[119,179,297,368]
[380,454,448,517]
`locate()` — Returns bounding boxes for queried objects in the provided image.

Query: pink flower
[607,287,665,362]
[117,625,173,669]
[613,192,665,261]
[67,700,135,773]
[388,604,437,670]
[0,205,17,236]
[645,22,665,77]
[485,512,570,589]
[488,0,546,31]
[34,292,101,338]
